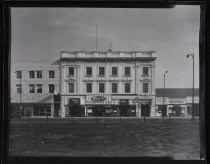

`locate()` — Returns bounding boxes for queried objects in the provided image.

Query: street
[9,118,200,160]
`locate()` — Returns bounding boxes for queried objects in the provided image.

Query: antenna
[96,24,98,52]
[108,43,112,52]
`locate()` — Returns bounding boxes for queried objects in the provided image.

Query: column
[85,106,87,116]
[61,97,66,118]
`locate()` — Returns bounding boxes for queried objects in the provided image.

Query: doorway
[141,104,150,117]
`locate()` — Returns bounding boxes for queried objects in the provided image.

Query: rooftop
[60,51,157,60]
[156,88,199,98]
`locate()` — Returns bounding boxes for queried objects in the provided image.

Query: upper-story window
[49,84,55,93]
[36,70,42,78]
[112,83,118,93]
[49,70,55,78]
[36,84,42,93]
[68,83,75,93]
[29,71,35,78]
[16,71,22,78]
[143,67,149,76]
[16,84,22,93]
[29,84,35,93]
[143,83,149,93]
[86,83,92,93]
[125,83,131,93]
[99,83,105,93]
[111,67,118,76]
[124,67,131,76]
[68,67,75,77]
[99,67,105,77]
[86,67,92,77]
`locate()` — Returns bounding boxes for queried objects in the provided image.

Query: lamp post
[163,71,168,117]
[15,71,22,118]
[186,53,194,119]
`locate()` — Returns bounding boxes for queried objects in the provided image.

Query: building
[10,62,60,117]
[59,51,157,117]
[155,88,199,117]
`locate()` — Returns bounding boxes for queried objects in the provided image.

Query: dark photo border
[1,1,207,164]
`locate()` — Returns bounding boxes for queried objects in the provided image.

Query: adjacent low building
[155,88,199,117]
[10,61,60,117]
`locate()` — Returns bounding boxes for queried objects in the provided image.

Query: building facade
[10,62,60,117]
[155,88,199,117]
[60,51,157,117]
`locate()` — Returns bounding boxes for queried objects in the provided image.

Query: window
[49,70,55,78]
[112,67,118,76]
[124,67,130,76]
[86,83,92,93]
[68,83,75,93]
[29,84,35,93]
[125,83,131,93]
[99,83,105,93]
[86,67,92,76]
[29,71,35,78]
[16,71,22,78]
[68,67,74,76]
[143,83,149,93]
[49,84,55,93]
[16,84,22,93]
[99,67,105,76]
[34,106,51,116]
[36,70,42,78]
[36,84,42,93]
[143,67,149,76]
[112,83,118,93]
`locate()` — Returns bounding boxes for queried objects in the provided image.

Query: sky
[11,6,200,88]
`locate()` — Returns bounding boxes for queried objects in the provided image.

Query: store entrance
[141,104,150,117]
[172,105,182,116]
[92,106,105,117]
[69,105,81,117]
[119,106,130,116]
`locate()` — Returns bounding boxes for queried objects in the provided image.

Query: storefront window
[33,106,51,116]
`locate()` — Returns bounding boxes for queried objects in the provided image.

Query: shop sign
[169,99,185,104]
[186,96,199,103]
[119,99,129,105]
[91,96,106,102]
[69,98,80,105]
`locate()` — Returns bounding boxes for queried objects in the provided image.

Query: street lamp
[163,71,168,117]
[15,71,22,118]
[186,53,194,119]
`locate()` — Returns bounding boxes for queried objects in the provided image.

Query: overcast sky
[11,6,200,88]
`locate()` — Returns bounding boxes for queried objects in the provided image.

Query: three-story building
[60,51,157,117]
